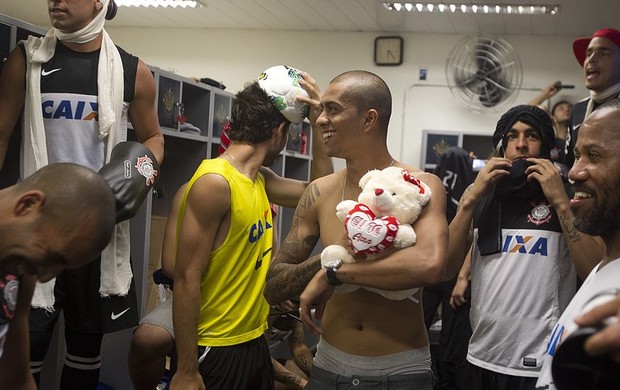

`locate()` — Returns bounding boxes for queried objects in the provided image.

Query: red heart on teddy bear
[344,203,399,255]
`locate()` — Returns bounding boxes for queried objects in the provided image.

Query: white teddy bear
[321,166,432,300]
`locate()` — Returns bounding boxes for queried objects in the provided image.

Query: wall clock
[374,36,403,66]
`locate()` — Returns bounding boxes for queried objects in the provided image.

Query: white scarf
[26,0,132,310]
[585,82,620,119]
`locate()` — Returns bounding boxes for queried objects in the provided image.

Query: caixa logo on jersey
[502,235,548,256]
[42,99,98,121]
[249,219,273,243]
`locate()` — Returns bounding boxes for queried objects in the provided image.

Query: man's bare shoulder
[304,170,344,200]
[311,169,343,186]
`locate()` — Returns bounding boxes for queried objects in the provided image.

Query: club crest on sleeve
[135,155,158,186]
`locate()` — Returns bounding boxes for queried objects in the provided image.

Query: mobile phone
[472,159,486,172]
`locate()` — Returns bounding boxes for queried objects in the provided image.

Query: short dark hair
[331,71,392,130]
[19,163,116,254]
[228,82,289,144]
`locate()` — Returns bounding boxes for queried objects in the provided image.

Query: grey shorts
[307,366,434,390]
[139,297,174,338]
[309,338,434,389]
[313,337,432,376]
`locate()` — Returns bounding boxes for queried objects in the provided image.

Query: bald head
[18,163,116,267]
[330,71,392,130]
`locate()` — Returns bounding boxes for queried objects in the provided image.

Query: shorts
[170,336,274,390]
[307,366,435,390]
[313,338,432,376]
[139,297,174,338]
[469,364,538,390]
[30,256,138,334]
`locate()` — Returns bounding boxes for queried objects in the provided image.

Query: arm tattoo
[559,214,582,243]
[289,322,313,375]
[293,352,314,377]
[266,184,322,303]
[267,254,322,303]
[457,185,475,247]
[457,185,472,212]
[277,370,304,388]
[273,358,304,388]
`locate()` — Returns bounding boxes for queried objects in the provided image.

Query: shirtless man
[265,70,447,389]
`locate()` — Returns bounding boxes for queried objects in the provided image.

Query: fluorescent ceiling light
[115,0,204,8]
[382,2,560,15]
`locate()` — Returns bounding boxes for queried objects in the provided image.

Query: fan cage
[446,35,523,112]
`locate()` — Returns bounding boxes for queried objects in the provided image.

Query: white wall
[107,27,588,169]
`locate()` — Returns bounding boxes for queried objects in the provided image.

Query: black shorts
[171,336,274,390]
[469,363,537,390]
[29,256,138,334]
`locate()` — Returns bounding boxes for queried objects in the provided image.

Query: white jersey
[41,92,129,171]
[468,221,576,377]
[536,258,620,389]
[27,41,136,173]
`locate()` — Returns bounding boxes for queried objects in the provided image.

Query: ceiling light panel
[382,3,560,15]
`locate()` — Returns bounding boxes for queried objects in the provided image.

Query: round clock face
[374,36,403,66]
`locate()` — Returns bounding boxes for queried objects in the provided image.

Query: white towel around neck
[26,0,132,310]
[585,82,620,119]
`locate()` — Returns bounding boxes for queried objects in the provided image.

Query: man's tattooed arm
[266,183,323,304]
[289,321,313,376]
[557,209,604,279]
[271,357,307,390]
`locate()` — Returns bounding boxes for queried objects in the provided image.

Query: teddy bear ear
[359,169,380,188]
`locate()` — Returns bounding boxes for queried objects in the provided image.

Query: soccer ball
[258,65,309,124]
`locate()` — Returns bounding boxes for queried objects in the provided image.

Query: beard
[573,180,620,238]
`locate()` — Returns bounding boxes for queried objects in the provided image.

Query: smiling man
[536,98,620,390]
[564,28,620,167]
[445,104,603,390]
[265,70,448,390]
[0,162,115,390]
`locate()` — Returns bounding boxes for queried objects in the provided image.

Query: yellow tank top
[178,158,273,347]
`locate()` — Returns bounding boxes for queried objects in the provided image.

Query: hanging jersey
[34,41,138,172]
[178,159,273,347]
[468,197,576,377]
[0,274,20,359]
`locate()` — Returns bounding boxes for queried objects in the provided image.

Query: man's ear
[276,121,289,139]
[14,190,45,217]
[363,109,379,127]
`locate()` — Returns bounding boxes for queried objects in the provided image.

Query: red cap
[573,28,620,66]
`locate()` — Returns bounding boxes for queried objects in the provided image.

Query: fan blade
[479,83,504,107]
[455,73,483,92]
